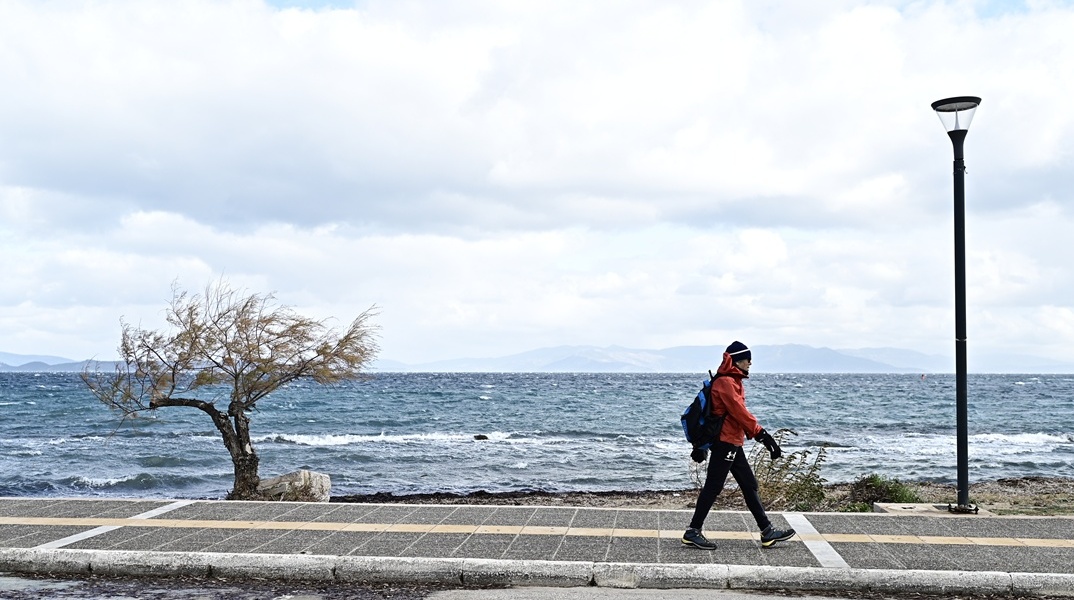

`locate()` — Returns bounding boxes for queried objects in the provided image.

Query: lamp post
[931,95,981,512]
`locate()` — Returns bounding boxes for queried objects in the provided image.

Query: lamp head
[931,96,981,132]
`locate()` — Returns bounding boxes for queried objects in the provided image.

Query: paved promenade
[2,497,1074,596]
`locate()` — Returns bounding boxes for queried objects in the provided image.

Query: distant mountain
[6,345,1071,374]
[839,347,1074,374]
[0,352,119,373]
[0,351,74,367]
[373,344,943,374]
[972,352,1074,374]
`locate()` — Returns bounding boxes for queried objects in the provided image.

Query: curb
[3,548,1074,596]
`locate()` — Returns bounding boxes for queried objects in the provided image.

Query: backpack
[680,371,725,450]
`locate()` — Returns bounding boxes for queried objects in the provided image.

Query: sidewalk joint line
[33,499,196,550]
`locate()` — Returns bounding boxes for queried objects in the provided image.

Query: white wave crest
[72,474,139,487]
[971,432,1072,445]
[828,431,1072,459]
[254,431,515,446]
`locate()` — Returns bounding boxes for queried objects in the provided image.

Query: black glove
[755,428,782,460]
[690,448,708,463]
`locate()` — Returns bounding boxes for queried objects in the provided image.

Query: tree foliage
[83,280,378,500]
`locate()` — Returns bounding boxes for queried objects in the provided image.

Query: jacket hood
[715,351,748,378]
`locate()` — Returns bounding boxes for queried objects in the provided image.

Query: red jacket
[710,351,762,446]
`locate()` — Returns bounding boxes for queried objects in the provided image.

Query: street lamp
[931,95,981,513]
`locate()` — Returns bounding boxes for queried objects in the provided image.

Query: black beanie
[726,341,751,363]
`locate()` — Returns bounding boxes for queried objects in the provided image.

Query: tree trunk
[145,396,262,499]
[229,452,261,500]
[226,402,261,500]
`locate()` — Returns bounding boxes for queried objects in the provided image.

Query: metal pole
[948,129,970,509]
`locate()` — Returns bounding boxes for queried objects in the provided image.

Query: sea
[1,372,1072,500]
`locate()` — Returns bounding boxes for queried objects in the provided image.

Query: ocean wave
[67,474,149,488]
[971,432,1072,445]
[0,479,66,496]
[136,455,210,468]
[3,372,1073,498]
[254,431,517,446]
[60,472,217,491]
[253,431,675,448]
[807,431,1069,455]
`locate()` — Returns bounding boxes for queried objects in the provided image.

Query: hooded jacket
[711,351,762,446]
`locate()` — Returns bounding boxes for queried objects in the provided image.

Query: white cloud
[2,0,1074,369]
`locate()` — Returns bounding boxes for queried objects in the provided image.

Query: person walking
[682,341,797,550]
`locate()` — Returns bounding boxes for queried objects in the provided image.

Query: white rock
[257,469,331,502]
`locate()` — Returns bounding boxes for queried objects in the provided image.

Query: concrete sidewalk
[2,497,1073,596]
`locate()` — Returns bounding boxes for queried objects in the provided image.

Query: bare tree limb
[82,278,379,500]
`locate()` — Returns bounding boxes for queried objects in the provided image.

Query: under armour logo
[723,450,736,462]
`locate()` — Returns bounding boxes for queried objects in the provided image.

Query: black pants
[689,441,771,531]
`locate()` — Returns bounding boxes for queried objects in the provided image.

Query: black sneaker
[760,525,796,548]
[681,528,717,550]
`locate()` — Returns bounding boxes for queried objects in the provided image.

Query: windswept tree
[83,281,378,500]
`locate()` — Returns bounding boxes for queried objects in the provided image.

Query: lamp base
[947,503,979,515]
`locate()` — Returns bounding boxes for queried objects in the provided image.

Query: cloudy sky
[2,0,1073,368]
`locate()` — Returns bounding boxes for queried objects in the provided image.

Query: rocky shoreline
[332,476,1074,516]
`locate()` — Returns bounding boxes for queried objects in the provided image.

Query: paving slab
[526,507,576,527]
[0,499,71,518]
[604,534,658,563]
[553,535,610,562]
[2,526,96,548]
[484,507,538,526]
[501,533,565,561]
[2,497,1074,596]
[301,530,376,556]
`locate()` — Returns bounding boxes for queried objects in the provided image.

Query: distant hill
[0,352,117,373]
[373,344,955,374]
[0,352,74,367]
[0,360,117,373]
[6,345,1071,374]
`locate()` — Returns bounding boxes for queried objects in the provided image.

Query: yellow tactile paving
[519,526,569,535]
[565,527,610,537]
[612,528,660,538]
[972,537,1026,546]
[3,516,1073,548]
[657,529,755,540]
[710,531,757,541]
[128,519,266,530]
[919,535,972,544]
[1023,538,1074,548]
[814,533,872,543]
[475,525,524,535]
[384,523,438,533]
[295,521,348,531]
[430,524,479,534]
[340,523,389,533]
[0,517,118,527]
[871,534,925,544]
